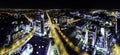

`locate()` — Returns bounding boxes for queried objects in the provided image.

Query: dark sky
[0,0,119,8]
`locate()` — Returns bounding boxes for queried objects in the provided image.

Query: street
[0,9,120,55]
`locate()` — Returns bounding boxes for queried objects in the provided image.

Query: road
[54,24,80,52]
[112,44,120,55]
[23,14,33,23]
[46,11,69,55]
[0,26,36,55]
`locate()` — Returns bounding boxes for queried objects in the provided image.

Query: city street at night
[0,9,120,55]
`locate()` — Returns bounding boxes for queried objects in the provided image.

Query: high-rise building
[35,11,44,35]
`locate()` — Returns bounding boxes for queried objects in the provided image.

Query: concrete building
[35,11,45,36]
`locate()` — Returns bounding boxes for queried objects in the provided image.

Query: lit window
[36,51,39,54]
[106,21,109,24]
[39,46,41,48]
[101,28,105,36]
[35,44,37,46]
[42,46,44,48]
